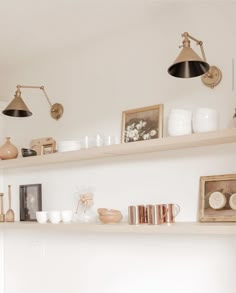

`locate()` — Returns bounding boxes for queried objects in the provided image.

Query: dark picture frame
[121,104,163,143]
[20,184,42,221]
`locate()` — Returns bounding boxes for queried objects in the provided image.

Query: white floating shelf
[0,222,236,235]
[1,128,236,169]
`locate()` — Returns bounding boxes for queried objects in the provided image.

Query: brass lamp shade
[2,91,32,117]
[168,46,210,78]
[2,85,64,119]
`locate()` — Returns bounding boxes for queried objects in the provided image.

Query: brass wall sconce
[2,85,64,120]
[168,32,222,88]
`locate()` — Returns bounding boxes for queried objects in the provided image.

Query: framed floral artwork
[121,104,163,143]
[199,174,236,222]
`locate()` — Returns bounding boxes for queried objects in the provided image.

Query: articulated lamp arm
[15,85,64,120]
[181,32,207,62]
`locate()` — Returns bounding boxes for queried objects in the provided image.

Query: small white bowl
[61,210,73,223]
[36,211,48,224]
[48,211,61,224]
[57,140,80,152]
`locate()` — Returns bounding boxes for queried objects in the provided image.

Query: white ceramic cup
[104,135,120,146]
[104,135,113,146]
[36,211,48,224]
[61,210,73,223]
[168,109,192,136]
[192,108,219,133]
[95,134,104,147]
[48,211,61,224]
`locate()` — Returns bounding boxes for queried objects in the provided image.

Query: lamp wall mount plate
[2,85,64,120]
[201,65,222,88]
[50,103,64,120]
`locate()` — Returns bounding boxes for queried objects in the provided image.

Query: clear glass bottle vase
[75,192,95,223]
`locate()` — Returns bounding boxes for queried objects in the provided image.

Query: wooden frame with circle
[199,174,236,222]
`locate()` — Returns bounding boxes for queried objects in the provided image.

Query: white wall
[0,2,236,293]
[3,231,236,293]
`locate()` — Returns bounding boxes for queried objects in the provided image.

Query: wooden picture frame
[199,174,236,222]
[20,184,42,221]
[121,104,163,143]
[41,142,56,155]
[30,137,56,155]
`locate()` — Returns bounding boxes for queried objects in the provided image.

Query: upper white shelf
[0,222,236,235]
[1,128,236,169]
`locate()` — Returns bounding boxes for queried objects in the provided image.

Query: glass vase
[75,192,95,223]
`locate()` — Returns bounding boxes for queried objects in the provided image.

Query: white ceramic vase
[192,108,219,133]
[168,109,192,136]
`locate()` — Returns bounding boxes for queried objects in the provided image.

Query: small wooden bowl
[97,208,122,224]
[99,213,122,224]
[97,208,121,216]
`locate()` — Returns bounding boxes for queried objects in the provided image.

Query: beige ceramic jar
[0,137,18,160]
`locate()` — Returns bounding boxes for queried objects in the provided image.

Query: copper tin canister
[128,205,146,225]
[147,204,167,225]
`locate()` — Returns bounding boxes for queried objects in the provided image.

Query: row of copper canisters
[128,204,180,225]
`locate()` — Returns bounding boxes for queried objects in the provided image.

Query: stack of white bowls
[57,140,80,152]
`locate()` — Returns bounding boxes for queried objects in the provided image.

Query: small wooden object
[0,193,5,222]
[30,137,56,155]
[5,185,15,222]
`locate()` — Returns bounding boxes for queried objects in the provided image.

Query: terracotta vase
[0,137,18,160]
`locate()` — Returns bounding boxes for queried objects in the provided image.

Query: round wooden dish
[97,208,122,224]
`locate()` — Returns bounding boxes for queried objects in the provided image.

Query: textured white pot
[192,108,219,133]
[168,109,192,136]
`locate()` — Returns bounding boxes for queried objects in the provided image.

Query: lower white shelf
[0,222,236,235]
